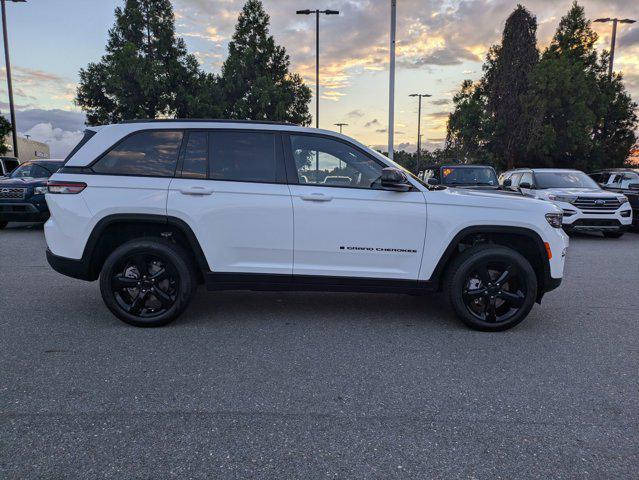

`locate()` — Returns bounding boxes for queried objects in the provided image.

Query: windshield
[9,163,58,179]
[440,167,498,186]
[535,171,599,189]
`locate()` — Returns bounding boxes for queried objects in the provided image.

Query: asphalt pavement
[1,223,638,479]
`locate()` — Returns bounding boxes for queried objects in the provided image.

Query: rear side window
[65,129,96,163]
[93,130,183,177]
[208,131,277,183]
[180,132,208,179]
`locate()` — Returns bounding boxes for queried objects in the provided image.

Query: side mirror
[381,167,411,192]
[502,178,512,188]
[427,177,440,186]
[629,183,639,191]
[519,181,533,190]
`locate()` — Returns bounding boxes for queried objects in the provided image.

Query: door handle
[178,186,214,196]
[300,193,333,202]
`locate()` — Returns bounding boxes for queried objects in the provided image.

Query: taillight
[47,181,87,194]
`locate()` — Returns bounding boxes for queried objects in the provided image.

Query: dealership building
[3,134,50,161]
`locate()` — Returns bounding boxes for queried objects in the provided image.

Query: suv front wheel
[445,245,538,332]
[99,238,196,327]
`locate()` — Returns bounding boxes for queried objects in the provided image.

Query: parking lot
[0,224,637,479]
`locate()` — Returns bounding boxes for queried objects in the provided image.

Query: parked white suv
[45,120,568,331]
[500,168,632,238]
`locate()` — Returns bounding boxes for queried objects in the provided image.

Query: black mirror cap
[519,181,533,189]
[381,167,410,192]
[502,178,512,187]
[426,177,440,186]
[629,183,639,191]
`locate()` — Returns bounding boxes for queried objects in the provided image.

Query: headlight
[545,212,563,228]
[34,186,48,195]
[617,195,629,205]
[548,194,576,203]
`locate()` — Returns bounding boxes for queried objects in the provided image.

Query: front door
[168,130,293,275]
[285,134,427,280]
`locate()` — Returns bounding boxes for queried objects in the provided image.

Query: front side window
[290,135,383,189]
[520,172,533,186]
[620,173,639,189]
[208,131,277,183]
[93,130,183,177]
[510,173,523,188]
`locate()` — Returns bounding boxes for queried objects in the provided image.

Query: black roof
[120,118,298,126]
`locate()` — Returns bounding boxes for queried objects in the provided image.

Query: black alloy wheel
[111,253,179,318]
[446,245,538,331]
[461,260,526,324]
[100,238,195,327]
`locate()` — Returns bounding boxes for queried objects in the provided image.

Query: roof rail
[119,118,300,126]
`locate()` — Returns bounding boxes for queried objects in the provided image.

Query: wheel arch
[82,214,209,281]
[430,225,551,300]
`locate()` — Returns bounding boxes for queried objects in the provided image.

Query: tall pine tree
[484,5,538,170]
[76,0,222,125]
[221,0,312,125]
[525,2,637,170]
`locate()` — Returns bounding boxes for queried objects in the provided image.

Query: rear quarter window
[93,130,183,177]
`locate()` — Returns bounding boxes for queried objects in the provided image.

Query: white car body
[43,120,569,330]
[503,168,632,234]
[45,121,568,282]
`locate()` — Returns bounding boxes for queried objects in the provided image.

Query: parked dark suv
[422,164,500,189]
[589,169,639,230]
[0,159,64,229]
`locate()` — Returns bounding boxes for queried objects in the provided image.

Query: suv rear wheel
[445,245,538,332]
[99,238,196,327]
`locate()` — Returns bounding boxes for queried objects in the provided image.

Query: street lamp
[333,122,347,134]
[296,8,339,129]
[388,0,397,160]
[1,0,25,158]
[593,17,636,78]
[409,93,431,174]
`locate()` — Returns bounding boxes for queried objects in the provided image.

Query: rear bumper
[46,249,94,281]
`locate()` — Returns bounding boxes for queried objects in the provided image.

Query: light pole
[1,0,24,159]
[409,93,431,174]
[334,122,347,134]
[388,0,396,159]
[593,17,636,78]
[296,8,339,129]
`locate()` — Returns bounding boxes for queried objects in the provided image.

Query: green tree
[484,5,538,170]
[525,2,637,170]
[445,79,491,164]
[76,0,222,125]
[0,115,12,155]
[221,0,312,125]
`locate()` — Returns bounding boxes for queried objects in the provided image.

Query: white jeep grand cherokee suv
[45,120,568,331]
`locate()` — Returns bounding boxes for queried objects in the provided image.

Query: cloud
[15,109,86,133]
[431,98,451,106]
[364,118,380,128]
[427,110,451,120]
[347,109,365,118]
[21,123,84,159]
[619,27,639,47]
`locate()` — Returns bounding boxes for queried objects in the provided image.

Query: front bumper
[552,200,632,232]
[0,201,49,222]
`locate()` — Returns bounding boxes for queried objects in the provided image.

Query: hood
[0,176,48,187]
[429,186,558,213]
[537,187,611,197]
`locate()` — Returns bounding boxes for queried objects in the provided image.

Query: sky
[0,0,637,158]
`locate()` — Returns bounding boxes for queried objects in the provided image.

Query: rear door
[284,133,427,280]
[167,130,293,275]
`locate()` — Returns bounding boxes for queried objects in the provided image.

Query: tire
[444,245,538,332]
[0,220,7,229]
[99,238,196,327]
[602,231,624,239]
